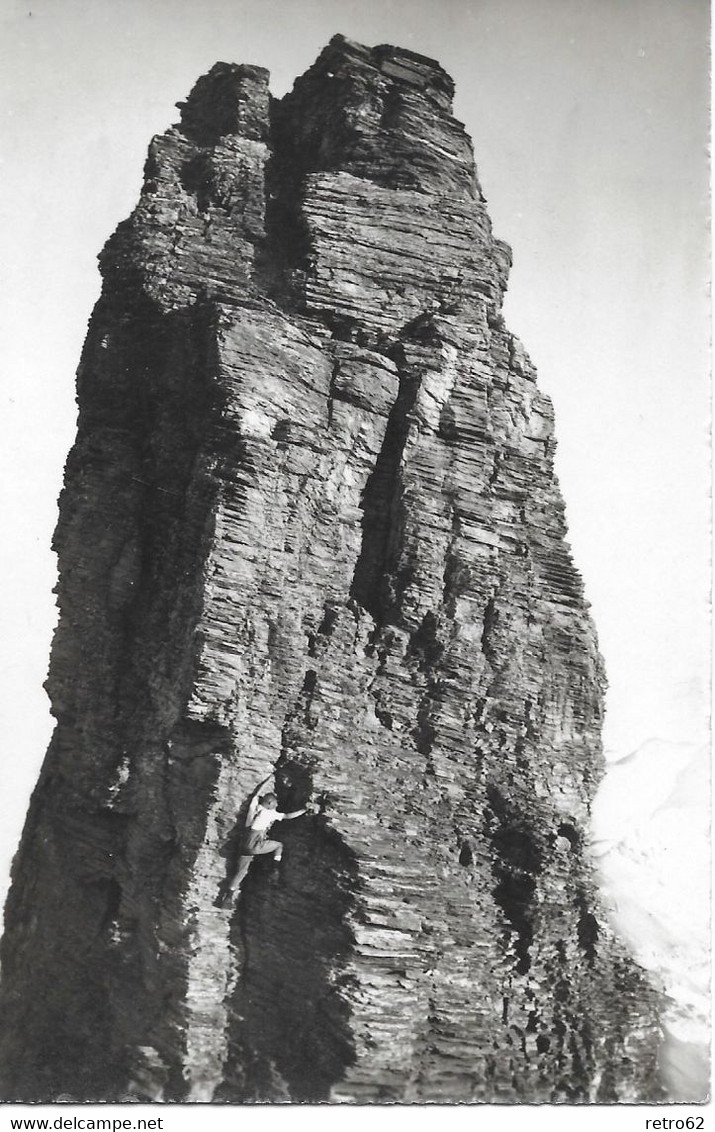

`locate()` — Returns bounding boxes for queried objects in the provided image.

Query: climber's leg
[252,838,282,860]
[229,854,254,891]
[227,839,282,894]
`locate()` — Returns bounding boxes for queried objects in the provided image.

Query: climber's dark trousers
[229,838,282,892]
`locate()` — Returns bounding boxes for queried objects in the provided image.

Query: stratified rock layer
[0,37,662,1103]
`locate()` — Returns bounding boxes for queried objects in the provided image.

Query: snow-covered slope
[591,738,710,1101]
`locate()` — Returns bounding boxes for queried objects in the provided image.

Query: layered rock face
[0,37,662,1103]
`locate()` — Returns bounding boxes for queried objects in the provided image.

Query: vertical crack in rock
[0,35,662,1103]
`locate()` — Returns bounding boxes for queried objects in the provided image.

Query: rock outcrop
[0,36,662,1103]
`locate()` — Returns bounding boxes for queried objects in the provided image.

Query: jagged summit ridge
[0,38,661,1104]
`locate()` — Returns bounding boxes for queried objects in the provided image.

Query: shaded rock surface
[0,36,662,1103]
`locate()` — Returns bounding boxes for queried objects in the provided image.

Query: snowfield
[592,738,710,1102]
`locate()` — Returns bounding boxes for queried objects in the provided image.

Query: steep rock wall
[0,36,662,1103]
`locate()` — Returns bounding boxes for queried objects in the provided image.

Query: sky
[0,0,710,986]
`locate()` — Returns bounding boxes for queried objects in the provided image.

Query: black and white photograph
[0,0,709,1122]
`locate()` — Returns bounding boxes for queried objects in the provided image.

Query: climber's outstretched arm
[245,775,272,826]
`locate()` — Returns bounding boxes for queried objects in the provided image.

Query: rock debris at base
[0,35,662,1103]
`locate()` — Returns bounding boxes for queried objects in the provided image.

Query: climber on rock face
[219,778,310,904]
